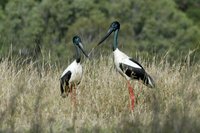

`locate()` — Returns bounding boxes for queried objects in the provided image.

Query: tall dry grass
[0,55,200,133]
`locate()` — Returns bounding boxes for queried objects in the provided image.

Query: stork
[60,36,88,104]
[89,21,155,110]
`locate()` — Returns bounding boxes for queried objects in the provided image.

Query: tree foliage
[0,0,199,63]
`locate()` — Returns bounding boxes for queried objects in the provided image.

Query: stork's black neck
[75,46,81,63]
[113,30,119,51]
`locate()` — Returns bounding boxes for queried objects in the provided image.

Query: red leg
[70,85,77,128]
[70,85,73,104]
[127,81,135,111]
[73,85,76,106]
[70,85,77,107]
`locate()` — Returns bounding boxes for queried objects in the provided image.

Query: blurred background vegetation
[0,0,200,64]
[0,1,200,132]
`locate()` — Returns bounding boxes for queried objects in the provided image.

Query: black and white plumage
[90,21,155,88]
[89,21,155,110]
[60,36,88,98]
[114,49,155,88]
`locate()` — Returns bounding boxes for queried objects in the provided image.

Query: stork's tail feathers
[60,79,67,98]
[60,71,71,98]
[144,73,155,88]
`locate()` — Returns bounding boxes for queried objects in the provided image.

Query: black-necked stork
[60,36,88,103]
[89,21,155,110]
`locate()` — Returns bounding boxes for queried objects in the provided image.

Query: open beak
[78,42,89,58]
[88,28,114,56]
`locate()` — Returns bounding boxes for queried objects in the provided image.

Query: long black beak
[88,28,113,56]
[78,42,89,58]
[98,28,113,45]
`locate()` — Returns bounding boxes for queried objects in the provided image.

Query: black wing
[129,58,144,70]
[60,71,71,95]
[119,58,155,88]
[119,62,146,80]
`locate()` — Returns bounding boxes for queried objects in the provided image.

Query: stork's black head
[97,21,120,46]
[73,35,82,45]
[72,36,89,58]
[88,21,120,56]
[109,21,120,31]
[97,21,120,45]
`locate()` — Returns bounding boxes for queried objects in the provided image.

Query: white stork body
[61,60,82,87]
[113,48,154,88]
[60,36,88,98]
[113,48,140,80]
[60,59,83,98]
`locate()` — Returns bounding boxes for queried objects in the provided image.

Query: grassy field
[0,55,200,133]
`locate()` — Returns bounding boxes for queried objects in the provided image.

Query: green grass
[0,55,200,133]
